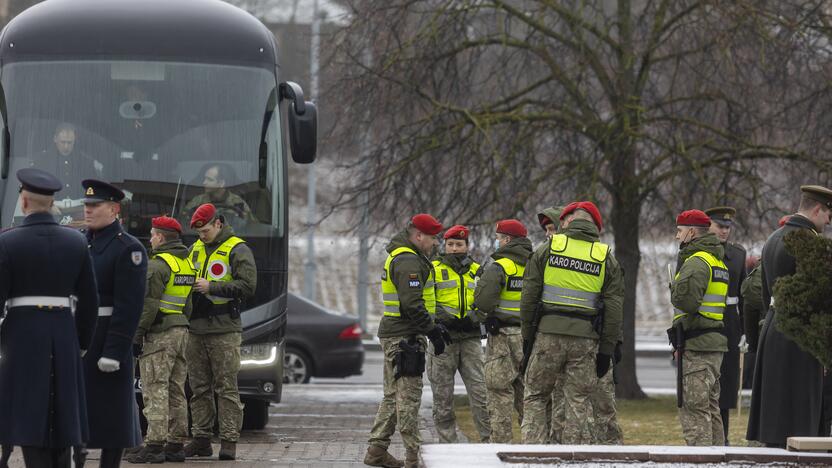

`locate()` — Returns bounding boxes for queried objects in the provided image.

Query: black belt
[685,328,720,340]
[541,309,597,322]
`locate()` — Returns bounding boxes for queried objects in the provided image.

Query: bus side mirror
[279,81,317,164]
[0,85,8,179]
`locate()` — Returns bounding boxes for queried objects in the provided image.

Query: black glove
[596,353,612,378]
[458,316,477,332]
[426,323,452,356]
[132,342,143,358]
[484,316,501,335]
[613,342,623,365]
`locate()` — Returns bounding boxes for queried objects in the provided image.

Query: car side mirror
[279,81,317,164]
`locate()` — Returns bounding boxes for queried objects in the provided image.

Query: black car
[284,293,364,384]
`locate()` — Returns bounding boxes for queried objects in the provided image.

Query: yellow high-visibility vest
[190,236,245,305]
[493,257,524,320]
[673,251,728,321]
[542,234,608,314]
[154,252,197,314]
[432,260,480,319]
[381,247,436,317]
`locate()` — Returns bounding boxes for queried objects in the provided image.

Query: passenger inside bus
[181,163,257,230]
[28,122,103,198]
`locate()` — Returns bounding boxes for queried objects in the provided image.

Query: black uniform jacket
[83,220,147,448]
[747,214,824,446]
[719,242,746,409]
[0,212,98,447]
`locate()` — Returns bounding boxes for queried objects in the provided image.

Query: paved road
[5,351,675,467]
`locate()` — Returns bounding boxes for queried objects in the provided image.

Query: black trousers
[21,446,70,468]
[99,448,124,468]
[721,409,730,445]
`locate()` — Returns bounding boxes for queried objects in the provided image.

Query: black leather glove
[132,342,143,358]
[596,353,612,378]
[613,342,623,365]
[427,323,452,356]
[484,316,501,335]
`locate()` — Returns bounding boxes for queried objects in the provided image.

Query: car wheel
[283,347,312,384]
[241,398,270,431]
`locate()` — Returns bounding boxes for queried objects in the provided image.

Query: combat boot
[363,445,403,467]
[126,444,164,464]
[183,437,212,458]
[404,449,419,468]
[163,443,185,463]
[218,440,236,461]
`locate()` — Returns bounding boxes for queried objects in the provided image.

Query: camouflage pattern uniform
[136,240,193,446]
[671,232,728,446]
[519,219,624,445]
[591,369,623,444]
[367,230,439,456]
[473,237,534,443]
[187,225,257,443]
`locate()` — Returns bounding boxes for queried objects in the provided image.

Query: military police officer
[0,169,99,468]
[702,206,746,442]
[519,202,624,444]
[82,179,148,467]
[184,203,257,460]
[428,225,490,443]
[670,209,728,446]
[473,219,533,443]
[365,214,452,468]
[128,217,195,464]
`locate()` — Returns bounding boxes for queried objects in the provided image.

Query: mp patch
[548,254,601,276]
[408,280,421,288]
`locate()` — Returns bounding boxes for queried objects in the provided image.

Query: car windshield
[0,60,283,239]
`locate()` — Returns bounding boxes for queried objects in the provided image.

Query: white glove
[739,334,749,353]
[80,349,87,358]
[97,357,120,373]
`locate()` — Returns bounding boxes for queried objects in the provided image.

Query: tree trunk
[610,151,648,400]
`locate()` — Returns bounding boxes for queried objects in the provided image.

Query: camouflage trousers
[679,350,724,446]
[550,366,621,444]
[427,337,491,443]
[484,326,524,443]
[522,333,597,444]
[368,336,426,453]
[186,332,244,442]
[139,326,189,445]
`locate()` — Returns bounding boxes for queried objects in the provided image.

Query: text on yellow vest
[542,234,608,314]
[154,252,197,314]
[493,257,524,320]
[673,251,728,321]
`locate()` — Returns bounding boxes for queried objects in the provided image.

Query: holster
[394,338,425,379]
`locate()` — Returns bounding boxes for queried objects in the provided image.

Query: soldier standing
[703,206,746,442]
[519,202,623,444]
[670,209,728,446]
[0,169,99,468]
[82,179,148,468]
[472,219,533,443]
[747,186,832,447]
[184,204,257,461]
[428,225,491,443]
[128,217,195,463]
[364,214,452,468]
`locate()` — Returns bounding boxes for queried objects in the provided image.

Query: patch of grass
[453,395,750,445]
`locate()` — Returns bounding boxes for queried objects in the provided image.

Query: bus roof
[0,0,278,68]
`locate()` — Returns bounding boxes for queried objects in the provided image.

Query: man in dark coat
[81,179,147,467]
[0,169,99,468]
[747,185,832,447]
[703,206,746,443]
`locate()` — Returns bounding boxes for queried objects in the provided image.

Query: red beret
[561,201,603,231]
[778,215,791,227]
[676,209,711,227]
[411,213,443,236]
[190,203,217,228]
[152,216,182,234]
[443,224,469,240]
[496,219,527,238]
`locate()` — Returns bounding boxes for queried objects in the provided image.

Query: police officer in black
[81,180,147,468]
[0,169,99,468]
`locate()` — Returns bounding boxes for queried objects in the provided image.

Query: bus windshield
[0,60,283,243]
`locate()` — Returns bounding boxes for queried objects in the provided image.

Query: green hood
[561,218,600,242]
[537,206,563,232]
[492,237,533,265]
[151,239,190,258]
[679,232,724,262]
[385,229,429,258]
[435,252,475,273]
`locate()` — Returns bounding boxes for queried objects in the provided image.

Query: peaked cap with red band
[778,215,791,227]
[676,209,711,227]
[191,203,217,229]
[560,201,603,231]
[443,224,469,241]
[496,219,527,238]
[411,213,443,236]
[152,216,182,234]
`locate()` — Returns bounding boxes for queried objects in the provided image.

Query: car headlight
[240,344,277,366]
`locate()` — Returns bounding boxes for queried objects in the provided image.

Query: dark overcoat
[719,242,746,409]
[0,212,98,447]
[747,214,824,446]
[83,220,146,448]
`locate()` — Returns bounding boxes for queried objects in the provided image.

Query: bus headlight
[240,344,277,366]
